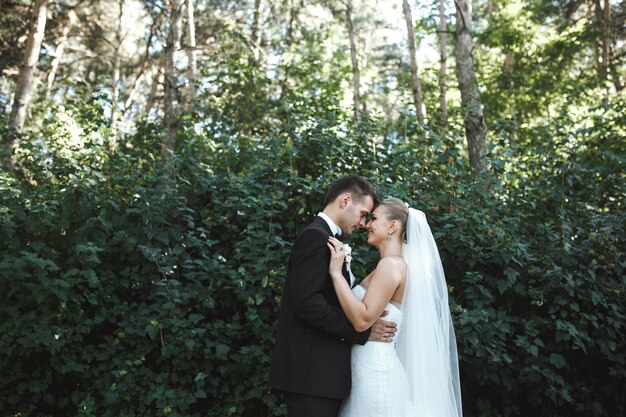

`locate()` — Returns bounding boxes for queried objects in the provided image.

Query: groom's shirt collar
[317,212,342,237]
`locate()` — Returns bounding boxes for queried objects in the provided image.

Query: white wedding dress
[339,285,414,417]
[339,209,463,417]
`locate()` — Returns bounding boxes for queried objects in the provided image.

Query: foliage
[1,83,625,417]
[1,1,625,416]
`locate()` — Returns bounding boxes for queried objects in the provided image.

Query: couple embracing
[270,176,463,417]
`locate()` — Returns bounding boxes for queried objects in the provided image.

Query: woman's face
[365,206,392,246]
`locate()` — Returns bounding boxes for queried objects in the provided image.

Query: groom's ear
[339,192,352,209]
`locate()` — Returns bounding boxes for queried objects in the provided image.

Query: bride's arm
[327,238,402,332]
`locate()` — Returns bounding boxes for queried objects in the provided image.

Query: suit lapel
[312,216,352,286]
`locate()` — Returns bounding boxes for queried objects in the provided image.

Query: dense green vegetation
[1,0,625,416]
[2,94,624,416]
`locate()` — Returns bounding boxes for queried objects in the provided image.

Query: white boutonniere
[343,243,352,266]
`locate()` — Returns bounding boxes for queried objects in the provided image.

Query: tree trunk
[9,0,48,134]
[251,0,265,63]
[454,0,489,174]
[46,9,77,97]
[184,0,197,110]
[279,0,301,99]
[608,43,623,91]
[111,0,124,141]
[600,0,610,81]
[591,0,609,82]
[438,0,448,131]
[346,0,361,124]
[402,0,425,124]
[601,0,623,91]
[146,63,163,115]
[161,0,184,160]
[588,1,603,80]
[6,0,48,170]
[503,52,514,90]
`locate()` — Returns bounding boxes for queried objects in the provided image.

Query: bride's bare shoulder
[377,256,407,269]
[374,256,406,280]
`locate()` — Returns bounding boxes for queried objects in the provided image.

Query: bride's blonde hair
[378,197,409,243]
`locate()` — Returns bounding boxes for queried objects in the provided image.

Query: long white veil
[396,208,463,417]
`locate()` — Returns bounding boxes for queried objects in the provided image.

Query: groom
[270,176,397,417]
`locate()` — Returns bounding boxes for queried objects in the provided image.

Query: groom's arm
[287,228,370,345]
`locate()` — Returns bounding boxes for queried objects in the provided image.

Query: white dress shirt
[317,212,342,237]
[317,212,355,287]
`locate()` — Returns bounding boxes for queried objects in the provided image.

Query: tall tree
[561,0,624,92]
[454,0,488,174]
[278,0,300,99]
[402,0,425,124]
[8,0,48,134]
[346,0,361,124]
[592,0,610,83]
[162,0,184,160]
[184,0,197,109]
[5,0,48,170]
[438,0,448,131]
[111,0,125,141]
[599,0,623,91]
[146,64,163,116]
[251,0,265,63]
[46,9,77,97]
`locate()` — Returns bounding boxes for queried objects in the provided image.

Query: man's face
[340,195,374,236]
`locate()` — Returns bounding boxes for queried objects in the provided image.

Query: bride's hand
[327,237,346,279]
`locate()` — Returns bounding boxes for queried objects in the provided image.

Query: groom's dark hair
[323,176,380,207]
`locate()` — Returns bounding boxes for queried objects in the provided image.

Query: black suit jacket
[269,216,371,399]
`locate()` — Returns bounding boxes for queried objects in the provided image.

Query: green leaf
[549,353,567,369]
[145,324,159,340]
[194,389,207,399]
[503,267,519,284]
[496,280,509,294]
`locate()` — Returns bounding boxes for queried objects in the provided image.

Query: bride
[327,197,463,417]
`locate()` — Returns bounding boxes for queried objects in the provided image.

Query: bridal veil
[396,208,463,417]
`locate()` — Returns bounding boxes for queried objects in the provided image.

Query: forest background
[0,0,624,416]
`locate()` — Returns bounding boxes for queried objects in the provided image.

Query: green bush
[1,92,624,417]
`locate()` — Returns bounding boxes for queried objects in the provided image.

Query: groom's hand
[368,310,397,343]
